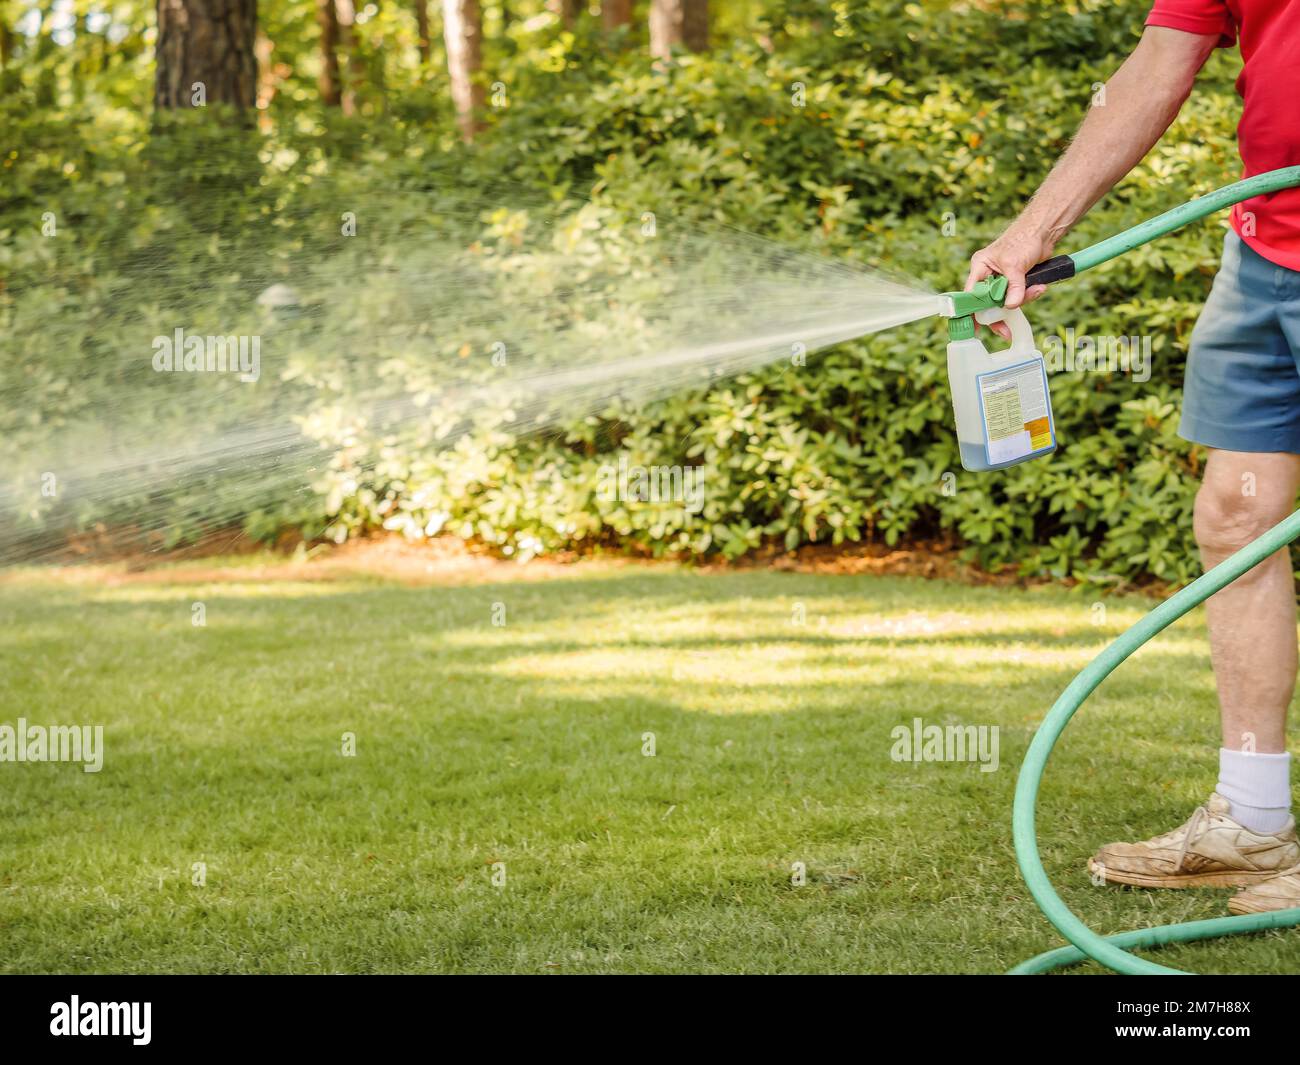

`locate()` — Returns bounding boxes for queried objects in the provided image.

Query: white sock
[1217,747,1292,834]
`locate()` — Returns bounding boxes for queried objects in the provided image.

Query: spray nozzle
[938,275,1008,341]
[939,275,1008,317]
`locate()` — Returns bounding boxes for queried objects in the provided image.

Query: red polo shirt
[1146,1,1300,270]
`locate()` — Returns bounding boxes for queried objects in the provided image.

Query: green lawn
[1,556,1296,974]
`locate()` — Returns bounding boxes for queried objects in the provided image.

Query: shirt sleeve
[1145,0,1236,47]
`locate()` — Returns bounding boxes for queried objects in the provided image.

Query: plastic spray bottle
[940,276,1056,472]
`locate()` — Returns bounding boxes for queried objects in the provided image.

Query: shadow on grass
[0,563,1251,974]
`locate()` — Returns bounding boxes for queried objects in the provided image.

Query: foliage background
[0,0,1249,585]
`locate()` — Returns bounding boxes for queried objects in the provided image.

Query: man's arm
[967,26,1222,331]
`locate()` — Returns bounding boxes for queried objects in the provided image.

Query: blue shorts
[1180,230,1300,453]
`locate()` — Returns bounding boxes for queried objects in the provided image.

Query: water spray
[0,187,942,565]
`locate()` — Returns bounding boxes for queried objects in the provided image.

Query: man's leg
[1195,450,1300,833]
[1196,449,1300,753]
[1088,450,1300,887]
[1088,231,1300,890]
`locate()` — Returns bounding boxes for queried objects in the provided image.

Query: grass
[1,554,1297,974]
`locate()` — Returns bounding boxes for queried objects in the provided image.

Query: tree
[442,0,484,141]
[155,0,257,110]
[315,0,361,112]
[0,0,16,72]
[315,0,342,106]
[602,0,632,32]
[333,0,361,114]
[549,0,581,28]
[649,0,706,58]
[414,0,431,65]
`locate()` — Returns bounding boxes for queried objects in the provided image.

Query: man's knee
[1193,476,1295,556]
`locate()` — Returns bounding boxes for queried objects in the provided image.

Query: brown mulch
[3,527,1059,591]
[700,536,1022,585]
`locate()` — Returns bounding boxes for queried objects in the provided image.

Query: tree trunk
[648,0,705,58]
[334,0,360,115]
[35,1,57,106]
[316,0,341,105]
[549,0,581,27]
[442,0,484,142]
[414,0,431,64]
[73,10,87,100]
[0,13,14,71]
[155,0,257,110]
[601,0,631,31]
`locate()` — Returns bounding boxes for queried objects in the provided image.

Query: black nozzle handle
[1023,254,1076,288]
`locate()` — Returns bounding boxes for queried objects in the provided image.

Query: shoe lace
[1170,803,1210,872]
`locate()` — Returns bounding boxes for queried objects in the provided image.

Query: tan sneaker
[1088,793,1300,889]
[1228,871,1300,914]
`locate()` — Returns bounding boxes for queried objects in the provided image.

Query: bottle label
[976,358,1055,466]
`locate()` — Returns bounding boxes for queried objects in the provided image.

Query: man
[967,0,1300,914]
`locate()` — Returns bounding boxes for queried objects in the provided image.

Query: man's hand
[965,226,1054,339]
[960,25,1219,340]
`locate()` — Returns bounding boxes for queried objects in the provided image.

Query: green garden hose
[1022,165,1300,288]
[994,166,1300,974]
[1010,506,1300,974]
